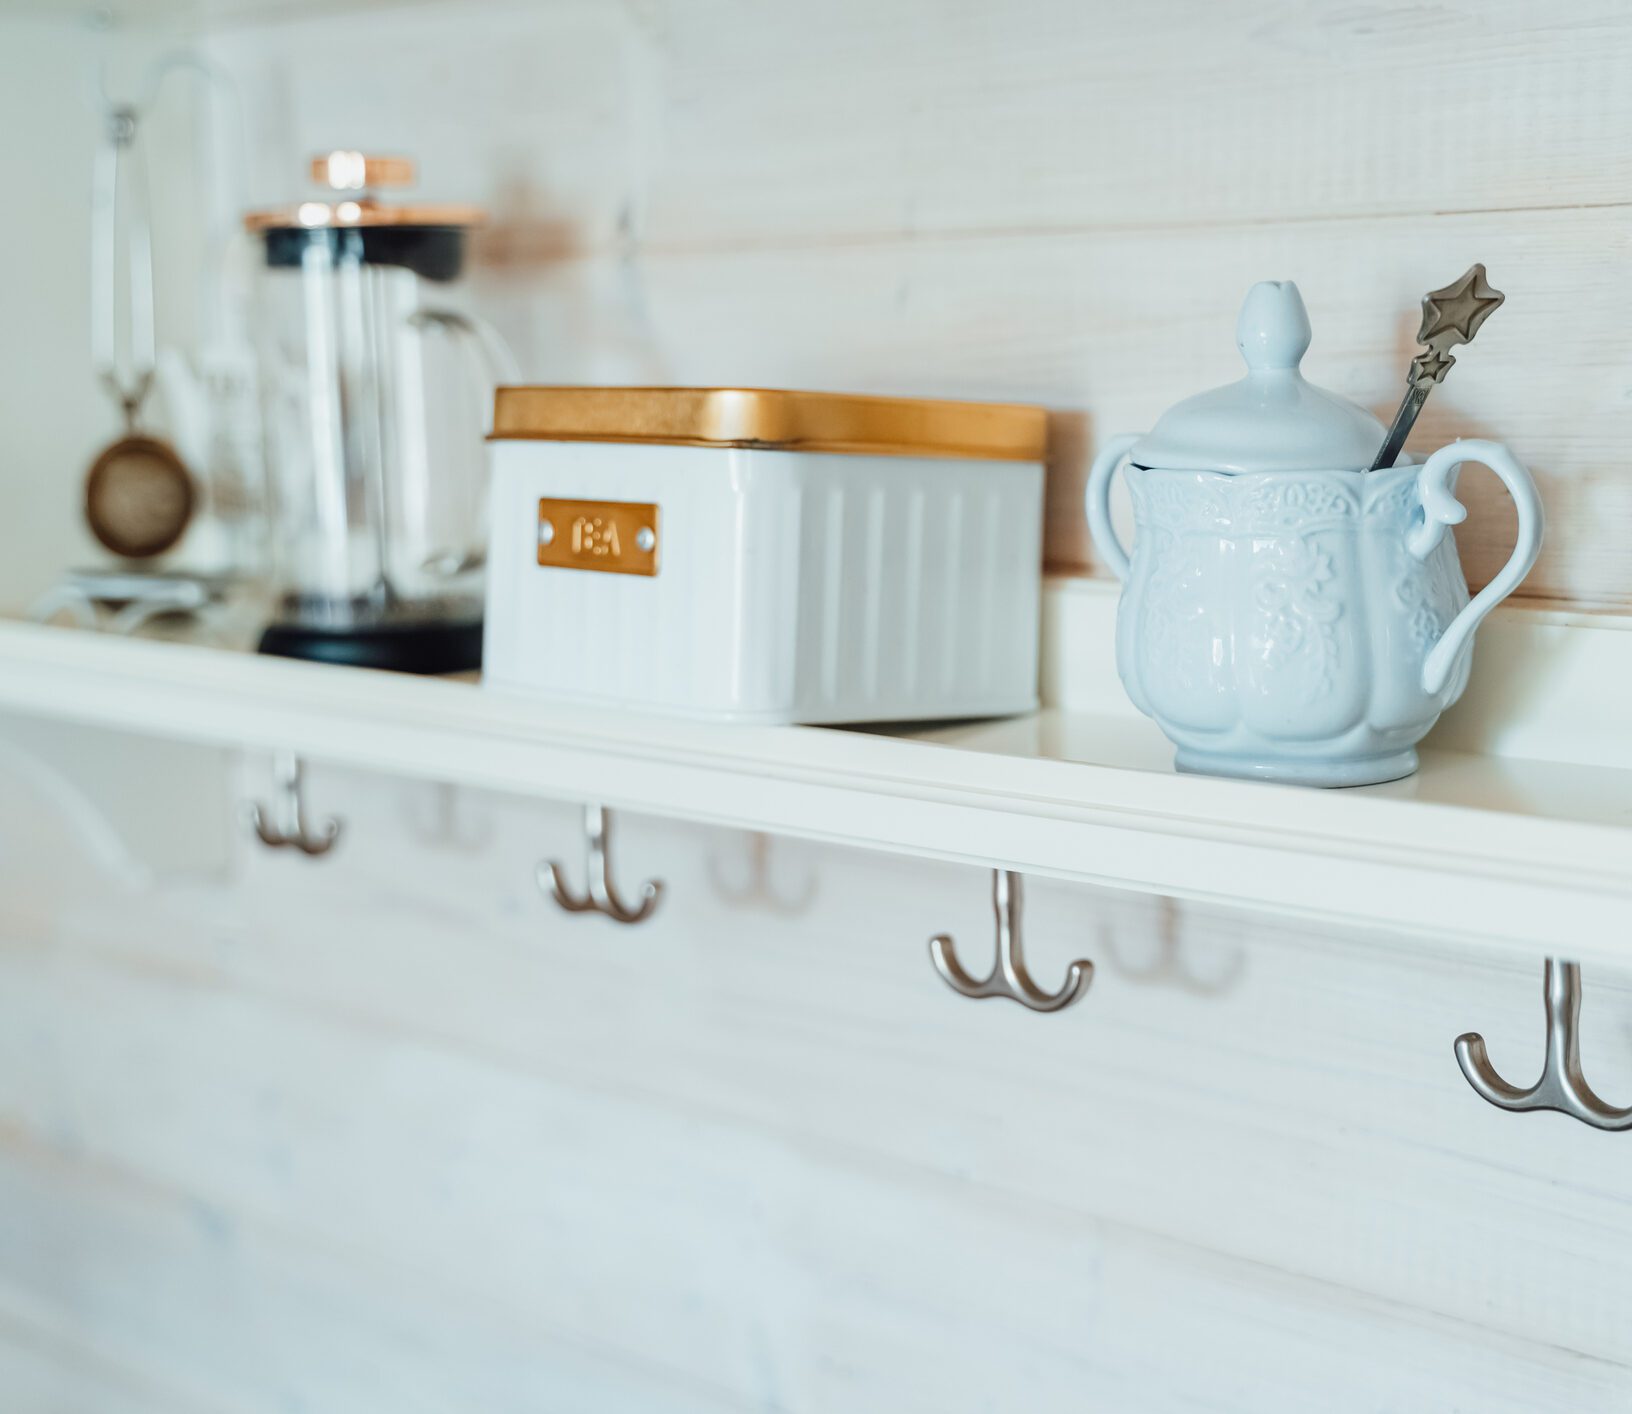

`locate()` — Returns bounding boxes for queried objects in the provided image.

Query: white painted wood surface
[5,3,1632,1408]
[187,0,1632,607]
[2,743,1632,1411]
[5,582,1632,957]
[0,16,213,612]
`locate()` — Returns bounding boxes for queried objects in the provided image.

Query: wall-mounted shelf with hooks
[0,580,1629,963]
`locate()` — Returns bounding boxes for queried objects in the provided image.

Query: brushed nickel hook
[707,832,817,915]
[249,751,341,857]
[1104,896,1245,996]
[929,869,1093,1013]
[539,804,662,925]
[407,781,492,852]
[1456,959,1632,1130]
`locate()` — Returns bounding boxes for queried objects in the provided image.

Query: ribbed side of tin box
[482,388,1046,725]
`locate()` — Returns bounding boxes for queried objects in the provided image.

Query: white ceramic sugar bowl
[1086,280,1543,787]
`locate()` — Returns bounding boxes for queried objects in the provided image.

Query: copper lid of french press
[243,150,486,232]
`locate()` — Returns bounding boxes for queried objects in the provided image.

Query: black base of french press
[257,618,484,675]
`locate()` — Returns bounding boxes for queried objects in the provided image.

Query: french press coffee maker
[246,152,514,672]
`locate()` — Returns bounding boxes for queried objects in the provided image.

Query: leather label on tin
[536,498,659,577]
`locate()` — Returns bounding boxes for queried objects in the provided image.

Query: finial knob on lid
[1123,278,1386,472]
[1236,280,1311,372]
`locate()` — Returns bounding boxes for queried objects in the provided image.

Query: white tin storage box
[483,387,1048,724]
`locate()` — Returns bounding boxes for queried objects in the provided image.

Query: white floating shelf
[1,580,1629,961]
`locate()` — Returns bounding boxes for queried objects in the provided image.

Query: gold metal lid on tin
[490,387,1048,462]
[244,150,486,232]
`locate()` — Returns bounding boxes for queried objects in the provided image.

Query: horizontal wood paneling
[458,208,1632,602]
[3,755,1632,1408]
[0,1131,746,1414]
[214,0,1632,245]
[2,1121,1627,1413]
[10,1,1632,1406]
[0,1296,217,1414]
[629,0,1632,245]
[201,0,1632,605]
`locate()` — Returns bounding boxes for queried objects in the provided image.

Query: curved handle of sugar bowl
[1085,433,1143,581]
[1407,438,1544,696]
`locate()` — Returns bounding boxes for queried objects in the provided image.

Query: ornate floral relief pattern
[1362,474,1417,526]
[1238,477,1359,536]
[1138,530,1221,702]
[1129,473,1231,536]
[1127,476,1228,710]
[1248,533,1343,699]
[1131,471,1360,538]
[1115,459,1491,778]
[1367,475,1469,660]
[1396,561,1445,653]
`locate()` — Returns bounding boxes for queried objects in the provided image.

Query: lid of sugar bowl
[1128,281,1388,473]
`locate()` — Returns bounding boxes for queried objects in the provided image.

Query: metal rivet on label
[538,519,555,546]
[635,527,656,552]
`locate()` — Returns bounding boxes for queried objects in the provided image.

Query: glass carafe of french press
[246,151,514,672]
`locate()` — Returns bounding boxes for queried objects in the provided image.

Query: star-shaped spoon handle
[1369,263,1505,471]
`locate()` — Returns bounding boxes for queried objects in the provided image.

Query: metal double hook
[539,804,663,925]
[249,751,341,857]
[406,781,492,852]
[1104,895,1245,996]
[708,832,817,915]
[929,869,1093,1013]
[1456,958,1632,1131]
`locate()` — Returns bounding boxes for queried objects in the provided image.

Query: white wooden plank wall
[195,0,1632,605]
[2,734,1632,1411]
[6,3,1632,1409]
[0,17,210,613]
